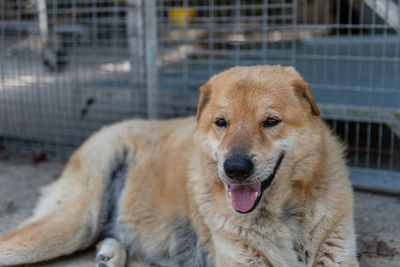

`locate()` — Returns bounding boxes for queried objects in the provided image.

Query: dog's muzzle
[226,154,284,214]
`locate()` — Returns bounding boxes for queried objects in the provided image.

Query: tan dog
[0,65,358,266]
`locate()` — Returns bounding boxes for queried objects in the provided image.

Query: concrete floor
[0,157,399,267]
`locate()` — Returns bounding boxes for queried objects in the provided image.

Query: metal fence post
[144,0,159,118]
[37,0,48,44]
[127,0,146,116]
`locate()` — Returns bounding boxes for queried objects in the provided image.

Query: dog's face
[195,65,321,214]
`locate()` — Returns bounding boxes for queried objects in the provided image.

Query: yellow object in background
[169,8,195,26]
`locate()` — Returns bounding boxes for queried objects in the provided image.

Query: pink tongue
[229,183,261,213]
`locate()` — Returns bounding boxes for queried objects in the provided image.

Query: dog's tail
[0,121,136,266]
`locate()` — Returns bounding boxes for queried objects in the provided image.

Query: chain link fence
[1,0,399,192]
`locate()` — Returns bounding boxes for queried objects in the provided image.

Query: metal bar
[291,0,297,66]
[355,122,360,166]
[389,129,395,169]
[127,0,144,116]
[182,0,189,91]
[157,3,293,12]
[262,0,268,63]
[345,120,349,143]
[37,0,48,44]
[350,167,400,195]
[320,115,400,125]
[145,0,158,118]
[366,122,372,168]
[377,123,383,169]
[0,0,8,142]
[208,0,215,75]
[234,0,240,64]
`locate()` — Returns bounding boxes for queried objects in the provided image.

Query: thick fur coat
[0,65,358,266]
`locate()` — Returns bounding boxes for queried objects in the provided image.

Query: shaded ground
[0,157,399,266]
[355,191,400,266]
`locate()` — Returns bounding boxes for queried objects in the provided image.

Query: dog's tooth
[228,191,232,199]
[255,192,259,198]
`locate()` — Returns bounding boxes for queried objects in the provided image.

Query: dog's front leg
[212,235,273,267]
[313,215,358,267]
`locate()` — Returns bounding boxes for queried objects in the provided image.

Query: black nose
[223,155,254,180]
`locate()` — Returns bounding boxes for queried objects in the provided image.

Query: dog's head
[194,65,321,214]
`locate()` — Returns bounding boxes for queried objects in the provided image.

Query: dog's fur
[0,65,358,266]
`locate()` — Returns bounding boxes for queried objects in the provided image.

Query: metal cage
[1,0,399,193]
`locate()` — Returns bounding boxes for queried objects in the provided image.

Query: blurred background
[0,0,399,193]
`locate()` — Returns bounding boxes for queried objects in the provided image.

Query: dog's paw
[96,254,113,267]
[96,238,127,267]
[96,251,126,267]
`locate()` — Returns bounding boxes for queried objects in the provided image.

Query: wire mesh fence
[1,0,399,192]
[1,0,148,156]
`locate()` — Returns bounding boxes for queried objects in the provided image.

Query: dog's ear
[196,84,211,121]
[292,79,320,116]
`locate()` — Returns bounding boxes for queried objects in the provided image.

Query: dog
[0,65,358,266]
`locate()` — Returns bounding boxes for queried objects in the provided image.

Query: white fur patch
[208,133,220,161]
[274,137,293,154]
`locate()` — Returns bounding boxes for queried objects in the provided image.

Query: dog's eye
[263,117,281,128]
[215,118,227,128]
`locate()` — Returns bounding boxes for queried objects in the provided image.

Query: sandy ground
[0,157,399,267]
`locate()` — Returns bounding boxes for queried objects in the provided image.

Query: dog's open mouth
[227,154,284,214]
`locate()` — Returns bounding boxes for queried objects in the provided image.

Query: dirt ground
[0,157,399,266]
